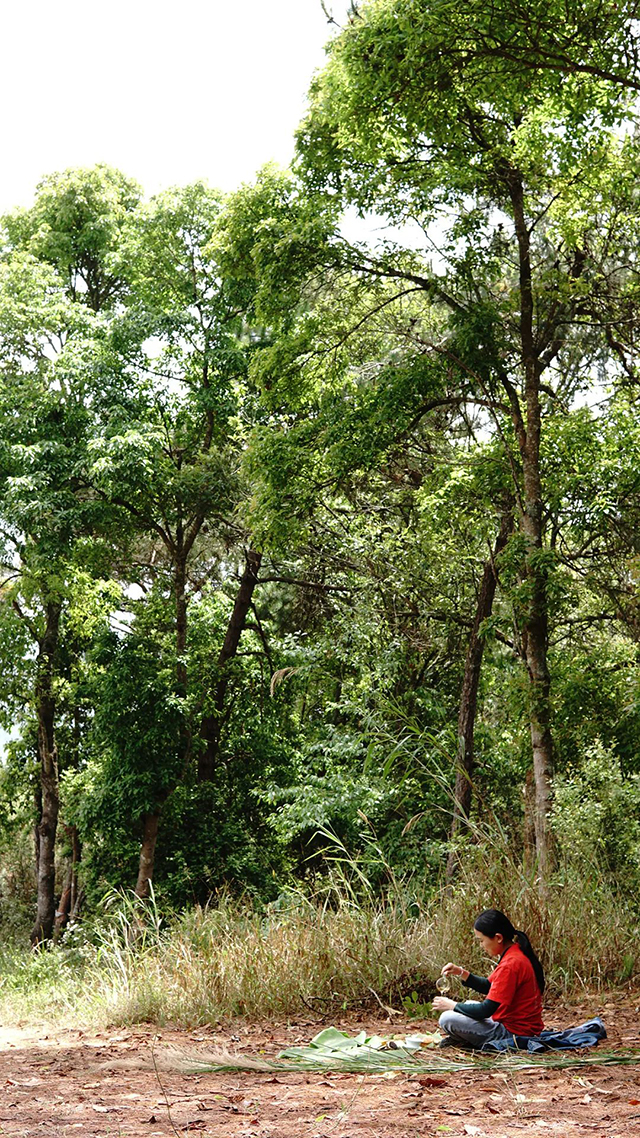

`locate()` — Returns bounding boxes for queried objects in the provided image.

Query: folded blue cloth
[481,1017,607,1053]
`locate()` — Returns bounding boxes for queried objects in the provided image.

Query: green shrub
[552,740,640,893]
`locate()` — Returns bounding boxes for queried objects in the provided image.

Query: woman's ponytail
[513,929,545,994]
[473,909,545,994]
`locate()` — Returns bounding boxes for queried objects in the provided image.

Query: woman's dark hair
[474,909,545,993]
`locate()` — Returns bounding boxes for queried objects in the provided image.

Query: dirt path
[0,997,638,1136]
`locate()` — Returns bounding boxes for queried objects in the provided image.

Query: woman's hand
[441,962,469,980]
[432,996,456,1012]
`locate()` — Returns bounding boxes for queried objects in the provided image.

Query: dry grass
[83,843,637,1025]
[0,841,636,1028]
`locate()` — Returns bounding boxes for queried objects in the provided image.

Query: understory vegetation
[0,835,636,1028]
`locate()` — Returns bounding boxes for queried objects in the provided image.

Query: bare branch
[320,0,340,27]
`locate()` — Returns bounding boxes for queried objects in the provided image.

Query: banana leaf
[172,1026,640,1075]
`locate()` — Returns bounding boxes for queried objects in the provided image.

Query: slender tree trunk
[132,542,193,898]
[33,784,42,888]
[130,532,195,896]
[135,811,160,898]
[70,887,85,922]
[520,556,554,880]
[446,507,513,882]
[30,600,62,946]
[508,173,555,881]
[175,546,188,692]
[199,549,263,781]
[69,824,81,916]
[523,766,537,875]
[54,863,73,939]
[53,824,81,939]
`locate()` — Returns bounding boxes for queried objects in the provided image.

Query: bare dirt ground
[0,995,638,1137]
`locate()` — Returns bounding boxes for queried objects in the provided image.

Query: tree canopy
[1,3,640,942]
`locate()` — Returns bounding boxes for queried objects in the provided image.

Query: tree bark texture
[508,173,555,882]
[30,600,62,946]
[445,507,513,882]
[523,766,537,875]
[135,811,160,898]
[199,549,263,781]
[33,785,42,887]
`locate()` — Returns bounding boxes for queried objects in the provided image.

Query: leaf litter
[0,1003,638,1136]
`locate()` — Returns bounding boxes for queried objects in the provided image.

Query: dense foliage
[1,2,640,962]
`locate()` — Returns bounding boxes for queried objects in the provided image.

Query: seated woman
[432,908,544,1049]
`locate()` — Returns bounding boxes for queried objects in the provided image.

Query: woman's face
[474,929,506,957]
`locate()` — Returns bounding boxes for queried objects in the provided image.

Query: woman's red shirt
[487,943,544,1035]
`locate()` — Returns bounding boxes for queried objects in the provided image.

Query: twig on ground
[366,985,403,1017]
[300,993,332,1017]
[325,1075,366,1133]
[151,1036,183,1138]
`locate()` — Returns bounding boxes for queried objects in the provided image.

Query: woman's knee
[438,1010,457,1034]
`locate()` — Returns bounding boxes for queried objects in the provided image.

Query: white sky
[1,0,352,212]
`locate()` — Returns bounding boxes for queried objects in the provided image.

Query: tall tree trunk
[199,549,263,781]
[446,507,513,882]
[30,599,62,946]
[135,811,160,898]
[508,173,555,881]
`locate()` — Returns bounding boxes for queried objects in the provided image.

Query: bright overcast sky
[1,0,351,212]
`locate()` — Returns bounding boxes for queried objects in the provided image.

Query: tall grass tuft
[86,881,438,1025]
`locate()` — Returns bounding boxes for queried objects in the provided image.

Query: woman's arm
[441,963,491,996]
[462,973,491,996]
[453,997,499,1021]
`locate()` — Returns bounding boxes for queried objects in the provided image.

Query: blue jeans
[439,1010,512,1049]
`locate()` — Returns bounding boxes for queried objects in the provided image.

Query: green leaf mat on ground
[175,1027,640,1075]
